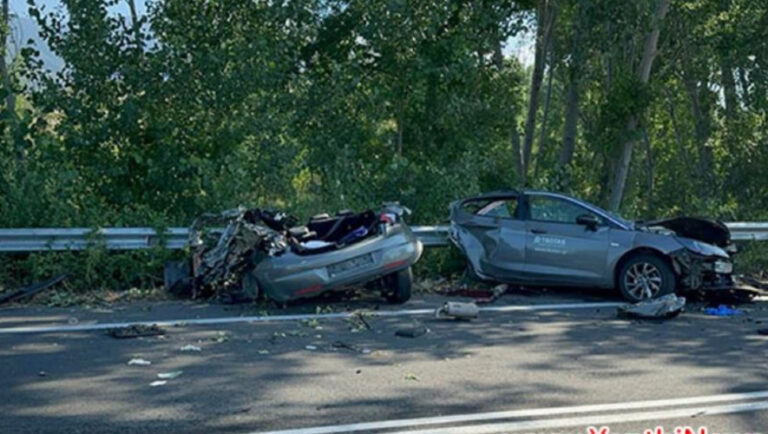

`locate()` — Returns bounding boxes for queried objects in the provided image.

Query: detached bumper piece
[617,294,686,320]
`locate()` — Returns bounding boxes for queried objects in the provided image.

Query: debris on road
[704,305,743,316]
[437,283,508,304]
[345,312,373,332]
[157,371,183,379]
[107,324,165,339]
[617,294,686,320]
[179,344,202,352]
[395,322,428,338]
[149,380,167,387]
[434,301,480,320]
[331,341,371,354]
[212,331,230,343]
[0,274,68,305]
[404,373,420,381]
[127,358,152,366]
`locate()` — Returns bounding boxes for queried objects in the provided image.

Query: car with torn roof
[165,203,423,303]
[449,190,738,302]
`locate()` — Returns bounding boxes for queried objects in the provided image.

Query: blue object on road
[704,305,743,316]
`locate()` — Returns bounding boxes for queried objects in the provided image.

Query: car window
[461,198,519,219]
[477,199,519,219]
[527,195,601,224]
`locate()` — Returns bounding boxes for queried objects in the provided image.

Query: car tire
[618,254,676,302]
[384,267,412,303]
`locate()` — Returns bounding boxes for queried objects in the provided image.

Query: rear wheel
[618,254,675,302]
[383,267,412,303]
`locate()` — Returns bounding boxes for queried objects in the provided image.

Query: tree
[607,0,669,211]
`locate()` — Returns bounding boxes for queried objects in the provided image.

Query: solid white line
[257,391,768,434]
[390,399,768,434]
[0,301,623,334]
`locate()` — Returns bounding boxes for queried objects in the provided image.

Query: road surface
[1,290,766,433]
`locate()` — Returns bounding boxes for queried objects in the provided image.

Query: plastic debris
[107,324,165,339]
[127,358,152,366]
[150,380,167,387]
[617,294,686,319]
[395,323,428,338]
[157,371,183,379]
[435,301,480,320]
[179,344,202,352]
[305,345,318,351]
[704,305,743,316]
[404,373,420,381]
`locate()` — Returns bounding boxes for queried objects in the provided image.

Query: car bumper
[253,227,424,302]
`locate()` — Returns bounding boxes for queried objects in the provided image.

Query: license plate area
[327,253,375,277]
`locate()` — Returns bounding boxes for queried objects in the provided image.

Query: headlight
[714,260,733,274]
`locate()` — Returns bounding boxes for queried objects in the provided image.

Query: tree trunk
[396,115,403,156]
[533,61,554,179]
[126,0,143,53]
[642,126,654,215]
[720,56,737,120]
[607,0,670,212]
[0,0,14,114]
[520,0,557,185]
[512,127,523,179]
[558,79,579,167]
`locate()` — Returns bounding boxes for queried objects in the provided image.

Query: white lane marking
[0,301,623,334]
[257,391,768,434]
[390,400,768,434]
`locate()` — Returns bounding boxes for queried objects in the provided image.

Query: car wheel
[384,267,412,303]
[618,254,675,302]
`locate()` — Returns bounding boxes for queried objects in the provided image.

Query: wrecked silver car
[166,204,423,303]
[449,190,736,302]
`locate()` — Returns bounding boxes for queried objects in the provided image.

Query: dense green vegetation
[1,0,767,293]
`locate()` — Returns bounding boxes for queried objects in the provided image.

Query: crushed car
[449,190,739,302]
[165,203,423,303]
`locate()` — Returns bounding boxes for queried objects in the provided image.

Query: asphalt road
[1,289,767,433]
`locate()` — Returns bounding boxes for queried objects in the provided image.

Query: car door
[450,196,526,280]
[522,193,612,285]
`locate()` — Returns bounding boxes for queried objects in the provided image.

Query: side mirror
[576,214,600,230]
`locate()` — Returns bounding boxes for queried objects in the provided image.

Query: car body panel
[450,190,734,294]
[252,224,423,302]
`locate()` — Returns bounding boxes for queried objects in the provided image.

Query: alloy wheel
[624,262,663,300]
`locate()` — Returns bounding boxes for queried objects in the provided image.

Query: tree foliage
[0,0,767,289]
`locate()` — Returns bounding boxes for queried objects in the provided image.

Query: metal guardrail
[0,223,765,252]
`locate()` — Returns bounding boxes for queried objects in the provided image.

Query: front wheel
[383,267,412,303]
[618,254,676,302]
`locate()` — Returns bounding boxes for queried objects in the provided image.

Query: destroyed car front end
[166,203,423,303]
[637,217,735,292]
[449,190,740,302]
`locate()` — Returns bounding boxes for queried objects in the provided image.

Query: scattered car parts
[617,294,686,319]
[434,301,480,320]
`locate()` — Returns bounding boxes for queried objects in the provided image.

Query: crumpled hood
[638,217,731,248]
[674,236,730,259]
